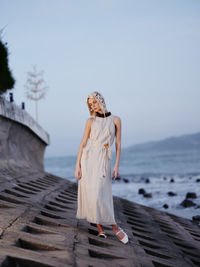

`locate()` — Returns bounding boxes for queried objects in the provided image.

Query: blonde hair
[87,97,96,117]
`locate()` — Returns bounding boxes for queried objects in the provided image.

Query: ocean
[44,148,200,222]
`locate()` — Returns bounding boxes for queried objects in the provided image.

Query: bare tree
[24,65,48,122]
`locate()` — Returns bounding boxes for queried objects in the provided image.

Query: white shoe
[97,231,107,238]
[115,227,129,244]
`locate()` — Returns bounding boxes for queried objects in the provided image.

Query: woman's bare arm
[75,118,93,180]
[113,116,121,180]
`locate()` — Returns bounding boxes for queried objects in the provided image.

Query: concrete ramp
[0,169,200,267]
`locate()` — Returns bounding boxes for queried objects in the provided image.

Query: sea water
[44,148,200,221]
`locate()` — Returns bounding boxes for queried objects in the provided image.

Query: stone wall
[0,97,50,171]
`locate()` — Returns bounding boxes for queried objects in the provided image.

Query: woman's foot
[112,225,129,244]
[96,224,107,238]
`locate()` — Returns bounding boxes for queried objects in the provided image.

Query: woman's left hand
[112,165,119,180]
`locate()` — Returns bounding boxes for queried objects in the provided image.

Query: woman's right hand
[75,166,82,180]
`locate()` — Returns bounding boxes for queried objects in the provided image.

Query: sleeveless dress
[76,114,116,225]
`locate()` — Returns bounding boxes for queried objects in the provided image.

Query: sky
[1,0,200,158]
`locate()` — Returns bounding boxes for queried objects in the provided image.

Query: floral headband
[87,91,107,116]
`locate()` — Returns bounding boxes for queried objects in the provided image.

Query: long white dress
[76,114,116,225]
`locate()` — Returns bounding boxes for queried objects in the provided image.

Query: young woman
[75,91,128,244]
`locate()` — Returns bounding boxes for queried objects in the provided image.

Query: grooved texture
[0,169,200,267]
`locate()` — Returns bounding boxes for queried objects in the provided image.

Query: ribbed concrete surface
[0,169,200,267]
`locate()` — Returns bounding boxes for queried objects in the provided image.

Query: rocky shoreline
[111,173,200,223]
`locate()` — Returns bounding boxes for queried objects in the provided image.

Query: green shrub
[0,39,15,95]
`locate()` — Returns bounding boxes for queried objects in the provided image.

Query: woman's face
[88,97,102,113]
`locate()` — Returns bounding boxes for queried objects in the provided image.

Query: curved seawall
[0,97,50,171]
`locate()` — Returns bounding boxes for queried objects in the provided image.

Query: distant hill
[125,132,200,152]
